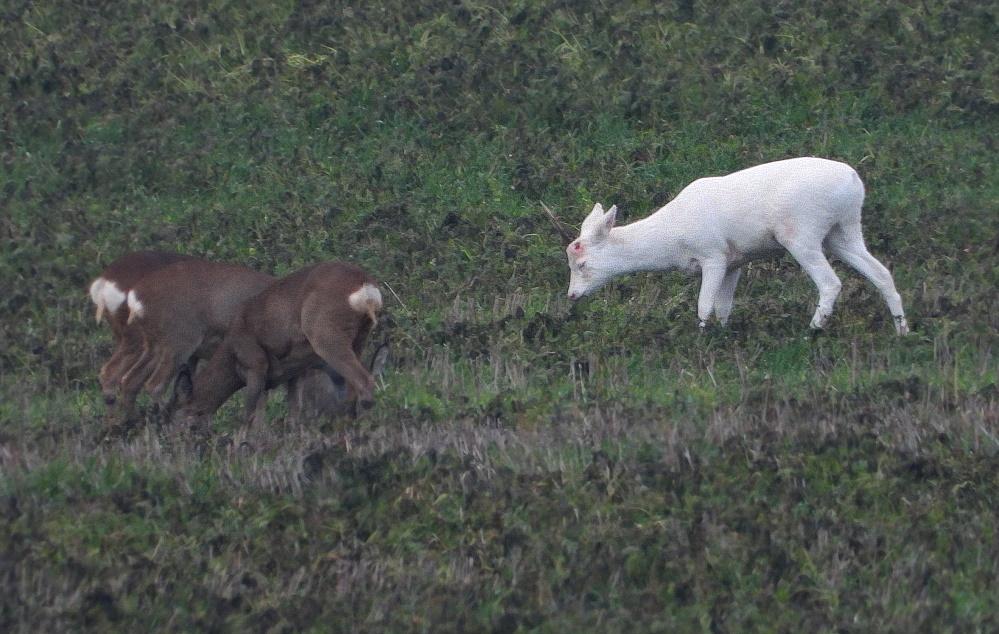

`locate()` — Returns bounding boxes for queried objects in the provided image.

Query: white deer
[565,157,908,334]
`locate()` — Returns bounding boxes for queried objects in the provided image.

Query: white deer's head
[566,203,618,300]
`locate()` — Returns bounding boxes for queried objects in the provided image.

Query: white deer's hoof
[809,309,829,331]
[894,316,909,336]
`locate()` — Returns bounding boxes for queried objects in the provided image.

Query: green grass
[4,0,999,631]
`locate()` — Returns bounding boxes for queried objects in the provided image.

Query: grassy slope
[2,0,999,631]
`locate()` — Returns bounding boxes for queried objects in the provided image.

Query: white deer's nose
[568,292,579,301]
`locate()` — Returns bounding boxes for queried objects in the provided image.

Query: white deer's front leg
[807,271,842,331]
[696,260,728,328]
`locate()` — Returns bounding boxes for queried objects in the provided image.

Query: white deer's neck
[604,212,691,274]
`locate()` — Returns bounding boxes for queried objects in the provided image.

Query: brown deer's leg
[307,330,375,417]
[233,343,270,428]
[143,341,200,406]
[99,325,146,406]
[116,346,159,425]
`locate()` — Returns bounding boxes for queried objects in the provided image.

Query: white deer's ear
[581,203,604,229]
[581,202,614,241]
[602,205,617,232]
[588,204,616,240]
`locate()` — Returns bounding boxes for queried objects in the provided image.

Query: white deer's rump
[565,157,908,335]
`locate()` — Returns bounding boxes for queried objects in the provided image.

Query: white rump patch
[89,278,107,306]
[90,277,128,318]
[126,290,145,323]
[348,283,383,315]
[89,278,107,322]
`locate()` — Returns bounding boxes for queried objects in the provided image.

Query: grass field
[3,1,999,631]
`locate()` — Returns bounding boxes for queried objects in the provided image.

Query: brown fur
[92,251,202,417]
[100,259,277,425]
[90,251,200,342]
[179,261,383,429]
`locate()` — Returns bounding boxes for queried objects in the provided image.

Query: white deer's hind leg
[712,268,741,326]
[826,226,908,335]
[783,244,842,330]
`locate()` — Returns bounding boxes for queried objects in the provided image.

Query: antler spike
[541,201,575,245]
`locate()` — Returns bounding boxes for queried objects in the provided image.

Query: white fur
[125,290,145,323]
[89,278,107,322]
[348,283,383,322]
[89,278,107,307]
[566,157,908,334]
[89,277,127,323]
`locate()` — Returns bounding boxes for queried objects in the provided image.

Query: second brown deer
[176,261,383,430]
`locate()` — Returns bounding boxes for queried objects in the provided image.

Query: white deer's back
[665,157,862,229]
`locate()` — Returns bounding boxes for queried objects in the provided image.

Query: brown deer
[100,259,278,426]
[89,251,200,343]
[91,251,203,413]
[176,261,383,430]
